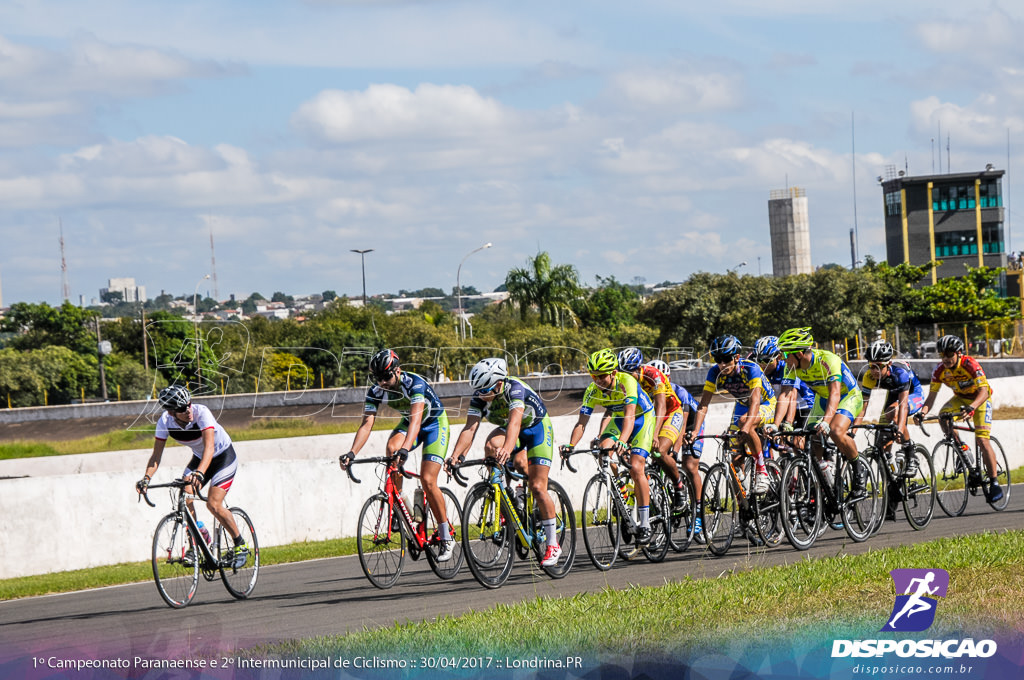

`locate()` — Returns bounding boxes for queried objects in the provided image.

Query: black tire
[641,476,670,563]
[424,487,465,580]
[535,480,576,578]
[615,471,643,561]
[666,473,696,553]
[841,458,879,543]
[985,437,1011,511]
[780,458,822,551]
[581,474,620,570]
[152,514,199,608]
[864,449,889,537]
[933,441,969,517]
[751,459,784,547]
[701,463,735,556]
[902,445,935,530]
[218,507,259,599]
[461,483,514,589]
[356,493,406,589]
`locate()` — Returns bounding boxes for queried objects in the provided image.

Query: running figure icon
[882,568,949,632]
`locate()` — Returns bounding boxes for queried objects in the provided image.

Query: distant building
[879,165,1006,286]
[768,187,812,276]
[101,277,147,303]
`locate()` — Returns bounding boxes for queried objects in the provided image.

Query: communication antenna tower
[59,218,70,302]
[209,222,219,300]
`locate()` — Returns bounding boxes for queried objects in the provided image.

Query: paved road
[2,493,1021,668]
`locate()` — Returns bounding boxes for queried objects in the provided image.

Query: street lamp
[350,249,374,307]
[457,242,492,340]
[193,274,210,386]
[727,261,747,275]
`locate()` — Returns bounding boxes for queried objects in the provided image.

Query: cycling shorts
[681,419,706,458]
[807,389,863,426]
[728,400,776,431]
[183,445,237,491]
[509,414,554,467]
[939,396,992,440]
[878,392,925,425]
[602,409,655,459]
[394,412,450,466]
[656,407,684,445]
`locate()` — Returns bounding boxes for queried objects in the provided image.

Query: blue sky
[2,0,1022,306]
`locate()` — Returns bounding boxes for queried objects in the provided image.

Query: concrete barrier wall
[2,378,1023,579]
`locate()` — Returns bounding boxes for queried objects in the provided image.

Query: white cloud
[608,63,743,112]
[910,96,1024,147]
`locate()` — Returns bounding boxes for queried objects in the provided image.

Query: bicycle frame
[564,447,642,537]
[143,481,219,568]
[346,456,438,551]
[462,460,539,551]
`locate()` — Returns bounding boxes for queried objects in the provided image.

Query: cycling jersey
[929,355,992,399]
[703,358,775,407]
[765,361,815,411]
[672,384,699,415]
[467,377,547,429]
[634,365,682,413]
[155,403,233,460]
[581,372,655,457]
[364,371,445,426]
[783,349,859,400]
[861,361,925,412]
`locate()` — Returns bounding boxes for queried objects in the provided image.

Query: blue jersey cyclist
[685,335,776,495]
[853,340,924,477]
[754,335,815,430]
[448,358,563,567]
[559,349,656,546]
[339,349,456,562]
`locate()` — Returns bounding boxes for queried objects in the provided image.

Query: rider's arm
[195,427,216,478]
[822,380,841,425]
[652,391,667,432]
[449,414,481,464]
[618,402,637,444]
[965,385,990,413]
[349,413,377,455]
[497,406,524,462]
[853,393,870,427]
[566,413,591,448]
[142,438,166,481]
[893,391,910,439]
[774,385,794,426]
[688,390,713,439]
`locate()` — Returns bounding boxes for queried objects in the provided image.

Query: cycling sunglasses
[478,381,503,395]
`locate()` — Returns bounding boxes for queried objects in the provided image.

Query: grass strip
[260,530,1024,659]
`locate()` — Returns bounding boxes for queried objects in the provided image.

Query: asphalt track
[1,491,1020,667]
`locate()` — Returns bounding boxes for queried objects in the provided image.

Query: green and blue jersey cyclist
[559,349,656,546]
[447,357,562,566]
[684,335,775,495]
[754,335,815,431]
[771,327,870,496]
[339,349,456,562]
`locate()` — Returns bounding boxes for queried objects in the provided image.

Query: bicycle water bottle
[818,460,835,487]
[413,488,425,523]
[196,520,211,545]
[514,484,527,513]
[959,442,974,466]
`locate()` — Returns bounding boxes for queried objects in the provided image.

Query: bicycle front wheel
[461,483,514,589]
[780,458,822,551]
[666,473,696,553]
[152,513,199,608]
[218,507,259,599]
[902,445,935,530]
[356,493,406,589]
[701,464,736,556]
[581,473,620,570]
[985,437,1010,511]
[536,480,576,578]
[841,458,879,543]
[751,459,784,547]
[642,475,670,563]
[933,441,969,517]
[425,487,465,580]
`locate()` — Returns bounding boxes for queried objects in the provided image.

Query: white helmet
[469,357,508,392]
[645,359,669,375]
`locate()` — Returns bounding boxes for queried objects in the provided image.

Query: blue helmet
[617,347,644,372]
[709,335,742,363]
[754,335,780,363]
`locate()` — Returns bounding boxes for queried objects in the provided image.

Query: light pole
[350,249,374,307]
[193,274,210,386]
[727,261,747,275]
[457,242,492,340]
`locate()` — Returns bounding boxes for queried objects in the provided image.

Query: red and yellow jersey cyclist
[559,349,655,546]
[616,347,689,510]
[914,335,1002,503]
[685,334,776,496]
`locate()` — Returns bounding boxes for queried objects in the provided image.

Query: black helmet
[709,335,742,363]
[865,340,894,363]
[158,385,192,411]
[369,349,400,381]
[936,335,964,356]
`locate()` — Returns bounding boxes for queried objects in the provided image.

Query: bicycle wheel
[984,437,1010,511]
[701,464,735,556]
[615,471,642,561]
[535,480,576,578]
[461,483,514,589]
[780,458,822,551]
[581,474,620,570]
[933,440,969,517]
[641,476,670,563]
[666,473,696,553]
[356,493,406,589]
[151,513,199,608]
[217,508,259,599]
[424,487,464,580]
[898,445,935,530]
[841,458,879,543]
[751,459,784,547]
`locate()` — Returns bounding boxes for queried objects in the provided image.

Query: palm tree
[504,252,582,326]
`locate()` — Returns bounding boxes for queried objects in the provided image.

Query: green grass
[262,530,1024,659]
[0,536,359,600]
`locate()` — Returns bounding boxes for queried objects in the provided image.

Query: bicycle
[917,411,1010,516]
[773,428,881,550]
[345,454,464,589]
[141,479,258,608]
[562,445,669,569]
[650,449,698,553]
[853,422,935,532]
[697,432,784,555]
[454,457,576,588]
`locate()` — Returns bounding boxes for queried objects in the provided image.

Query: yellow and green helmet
[777,327,815,353]
[587,348,618,374]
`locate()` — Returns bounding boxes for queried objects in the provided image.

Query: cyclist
[685,335,775,495]
[135,385,248,567]
[772,327,869,496]
[559,349,655,545]
[616,348,689,510]
[339,349,456,562]
[754,335,814,433]
[914,335,1002,503]
[853,339,924,477]
[447,357,562,566]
